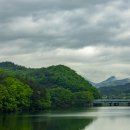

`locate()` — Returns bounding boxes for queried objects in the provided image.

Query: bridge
[93,99,130,106]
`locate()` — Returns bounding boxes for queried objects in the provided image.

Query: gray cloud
[0,0,130,82]
[0,0,130,48]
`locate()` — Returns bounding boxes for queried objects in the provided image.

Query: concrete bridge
[93,99,130,106]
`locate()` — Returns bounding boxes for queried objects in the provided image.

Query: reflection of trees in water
[31,117,95,130]
[0,114,32,130]
[0,114,95,130]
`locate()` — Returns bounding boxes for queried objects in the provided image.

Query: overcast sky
[0,0,130,82]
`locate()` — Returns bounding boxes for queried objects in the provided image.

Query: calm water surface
[0,107,130,130]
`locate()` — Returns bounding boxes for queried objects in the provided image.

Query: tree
[73,91,94,107]
[30,87,51,110]
[0,77,32,112]
[50,87,73,108]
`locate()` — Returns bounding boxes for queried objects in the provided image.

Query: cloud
[1,45,130,82]
[0,0,130,48]
[0,0,130,82]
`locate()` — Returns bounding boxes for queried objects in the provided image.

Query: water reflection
[83,107,130,130]
[1,107,130,130]
[0,109,95,130]
[31,108,96,130]
[0,114,32,130]
[32,117,94,130]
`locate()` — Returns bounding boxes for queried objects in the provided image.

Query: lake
[0,107,130,130]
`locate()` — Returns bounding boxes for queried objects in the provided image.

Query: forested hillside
[0,62,100,112]
[99,83,130,99]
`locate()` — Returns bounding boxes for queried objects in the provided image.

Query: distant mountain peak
[106,76,117,81]
[91,76,130,88]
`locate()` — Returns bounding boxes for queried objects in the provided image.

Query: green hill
[0,61,100,112]
[0,62,27,71]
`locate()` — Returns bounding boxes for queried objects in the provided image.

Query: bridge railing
[93,99,130,106]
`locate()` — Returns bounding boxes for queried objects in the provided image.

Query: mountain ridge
[91,76,130,88]
[0,62,101,96]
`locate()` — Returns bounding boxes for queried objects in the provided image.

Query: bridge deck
[94,99,130,102]
[93,99,130,106]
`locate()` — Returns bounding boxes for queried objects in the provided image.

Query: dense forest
[0,62,100,112]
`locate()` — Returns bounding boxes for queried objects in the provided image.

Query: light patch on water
[28,107,130,118]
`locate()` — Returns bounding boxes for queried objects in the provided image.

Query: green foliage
[90,87,101,99]
[0,62,26,71]
[50,87,73,108]
[0,62,100,112]
[0,74,32,112]
[72,91,94,107]
[30,87,51,110]
[46,65,93,92]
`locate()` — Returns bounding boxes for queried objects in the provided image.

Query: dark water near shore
[0,107,130,130]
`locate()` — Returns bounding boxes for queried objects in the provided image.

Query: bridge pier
[128,102,130,106]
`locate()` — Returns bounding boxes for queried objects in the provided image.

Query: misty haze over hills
[90,76,130,99]
[90,76,130,88]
